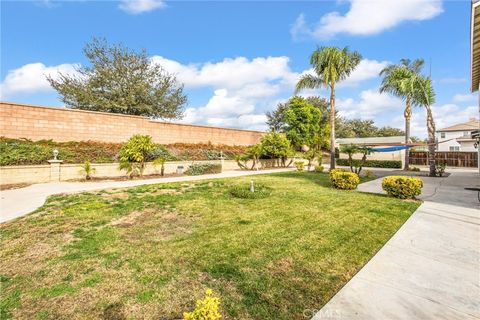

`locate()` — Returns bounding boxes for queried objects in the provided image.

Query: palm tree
[406,74,437,177]
[379,59,424,170]
[295,46,361,170]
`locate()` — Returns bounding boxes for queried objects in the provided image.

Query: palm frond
[295,74,324,94]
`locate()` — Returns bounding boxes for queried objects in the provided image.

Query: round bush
[382,176,423,199]
[294,161,305,171]
[314,165,324,173]
[229,183,272,199]
[329,169,360,190]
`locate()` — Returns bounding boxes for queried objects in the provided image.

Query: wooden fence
[409,151,478,167]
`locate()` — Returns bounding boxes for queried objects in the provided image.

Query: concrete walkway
[314,170,480,320]
[0,168,292,223]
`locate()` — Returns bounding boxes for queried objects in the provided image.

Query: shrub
[409,166,420,172]
[119,135,156,178]
[294,161,305,171]
[382,176,423,199]
[147,145,173,161]
[336,158,401,169]
[260,132,294,166]
[80,160,96,180]
[152,157,166,176]
[229,183,272,199]
[329,169,360,190]
[435,163,446,177]
[183,288,222,320]
[185,163,222,176]
[314,165,324,173]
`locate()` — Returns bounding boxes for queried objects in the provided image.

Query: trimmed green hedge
[336,159,401,169]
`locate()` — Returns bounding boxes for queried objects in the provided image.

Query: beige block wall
[0,102,264,145]
[0,160,232,185]
[0,165,52,184]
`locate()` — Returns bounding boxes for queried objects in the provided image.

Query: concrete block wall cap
[47,160,64,164]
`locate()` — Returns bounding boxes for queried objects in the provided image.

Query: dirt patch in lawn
[109,210,148,227]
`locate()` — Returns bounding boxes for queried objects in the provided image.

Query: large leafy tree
[283,97,325,150]
[379,59,424,169]
[266,96,328,150]
[48,38,187,119]
[295,47,361,169]
[266,96,329,132]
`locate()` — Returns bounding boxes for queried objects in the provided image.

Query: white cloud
[452,93,477,103]
[119,0,165,14]
[290,14,310,40]
[2,55,389,131]
[338,59,389,87]
[202,89,255,117]
[0,62,79,99]
[337,89,403,119]
[150,55,299,129]
[151,55,293,90]
[205,114,268,131]
[292,0,443,39]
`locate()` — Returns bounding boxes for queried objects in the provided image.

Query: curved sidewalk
[314,171,480,320]
[0,168,292,223]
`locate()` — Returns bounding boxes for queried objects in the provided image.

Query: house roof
[336,136,405,145]
[437,118,480,132]
[471,0,480,92]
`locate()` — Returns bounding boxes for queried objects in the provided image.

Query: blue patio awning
[369,146,414,152]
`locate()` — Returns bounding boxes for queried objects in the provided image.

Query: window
[440,132,445,138]
[449,146,460,151]
[464,131,471,137]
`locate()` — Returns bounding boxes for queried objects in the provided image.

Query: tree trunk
[358,152,368,175]
[329,86,336,170]
[426,106,436,177]
[404,99,411,170]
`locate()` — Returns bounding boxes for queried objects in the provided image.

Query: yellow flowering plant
[183,289,222,320]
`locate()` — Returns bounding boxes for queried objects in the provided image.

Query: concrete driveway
[314,169,479,320]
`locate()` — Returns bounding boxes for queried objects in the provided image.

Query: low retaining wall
[1,160,241,186]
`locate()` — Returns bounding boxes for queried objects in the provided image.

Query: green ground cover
[0,137,246,166]
[0,172,419,319]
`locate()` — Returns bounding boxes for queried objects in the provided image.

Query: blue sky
[1,0,477,137]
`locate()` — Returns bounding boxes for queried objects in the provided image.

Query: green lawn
[0,172,420,319]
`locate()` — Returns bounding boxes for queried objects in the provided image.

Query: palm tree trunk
[426,106,436,177]
[329,85,336,170]
[404,99,411,170]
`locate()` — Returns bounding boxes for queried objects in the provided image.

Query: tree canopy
[336,118,405,138]
[266,96,329,150]
[47,38,187,119]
